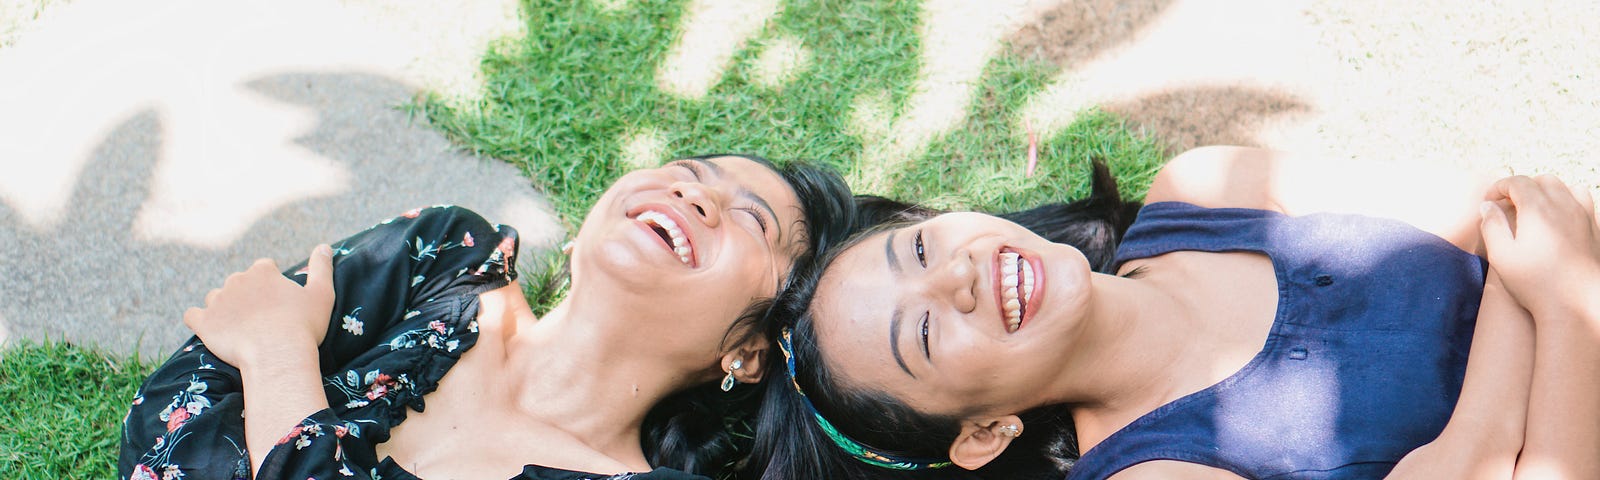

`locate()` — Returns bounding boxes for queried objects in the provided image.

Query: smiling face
[571,156,807,359]
[809,212,1097,418]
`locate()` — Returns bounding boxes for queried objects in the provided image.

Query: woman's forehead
[812,233,901,356]
[823,229,897,288]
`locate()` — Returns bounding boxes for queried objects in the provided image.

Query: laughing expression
[569,156,806,356]
[809,212,1095,417]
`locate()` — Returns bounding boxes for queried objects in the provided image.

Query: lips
[996,247,1041,333]
[631,207,696,267]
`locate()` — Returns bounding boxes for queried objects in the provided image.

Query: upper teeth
[1000,251,1035,333]
[636,210,693,265]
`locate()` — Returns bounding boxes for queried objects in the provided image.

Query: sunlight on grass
[748,35,810,90]
[657,0,782,99]
[853,0,1062,191]
[622,126,670,169]
[426,0,1167,226]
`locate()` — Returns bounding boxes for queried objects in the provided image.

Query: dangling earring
[560,241,574,256]
[999,424,1022,438]
[720,358,744,392]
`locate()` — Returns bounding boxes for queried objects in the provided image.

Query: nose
[924,247,978,314]
[670,181,722,227]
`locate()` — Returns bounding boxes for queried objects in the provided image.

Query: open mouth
[998,248,1036,333]
[634,209,695,266]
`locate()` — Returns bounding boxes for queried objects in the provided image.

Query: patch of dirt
[1006,0,1174,68]
[1104,85,1312,154]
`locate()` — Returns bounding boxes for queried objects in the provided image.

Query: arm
[1385,270,1534,480]
[1480,175,1600,479]
[1106,272,1535,480]
[147,207,510,479]
[184,245,336,475]
[1146,146,1496,253]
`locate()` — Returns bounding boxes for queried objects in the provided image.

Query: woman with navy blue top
[749,146,1600,479]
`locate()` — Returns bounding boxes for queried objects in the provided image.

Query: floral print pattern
[121,206,698,480]
[122,207,540,480]
[342,307,366,336]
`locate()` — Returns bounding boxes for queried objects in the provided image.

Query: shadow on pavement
[1,71,562,359]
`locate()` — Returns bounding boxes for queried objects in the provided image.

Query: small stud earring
[560,241,574,256]
[999,424,1022,438]
[720,358,744,392]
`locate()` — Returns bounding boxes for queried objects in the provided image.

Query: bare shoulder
[1106,460,1248,480]
[1145,145,1496,252]
[1145,146,1282,210]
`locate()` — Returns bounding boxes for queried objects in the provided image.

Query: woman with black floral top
[119,154,856,480]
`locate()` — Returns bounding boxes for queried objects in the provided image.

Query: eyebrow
[889,305,915,378]
[885,230,903,275]
[884,230,914,378]
[690,158,784,244]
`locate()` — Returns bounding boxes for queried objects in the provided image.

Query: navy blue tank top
[1065,202,1486,480]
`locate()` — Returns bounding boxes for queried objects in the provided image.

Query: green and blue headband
[778,328,954,471]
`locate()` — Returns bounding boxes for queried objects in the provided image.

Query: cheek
[596,173,649,203]
[721,240,785,288]
[939,331,1031,399]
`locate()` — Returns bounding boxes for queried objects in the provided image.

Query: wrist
[237,337,320,371]
[1526,294,1600,334]
[1436,412,1525,458]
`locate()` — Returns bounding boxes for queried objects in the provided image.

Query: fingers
[1487,175,1525,202]
[183,306,203,331]
[1491,174,1592,217]
[304,244,335,297]
[1480,200,1515,253]
[1489,175,1546,208]
[205,288,220,306]
[251,257,279,272]
[1568,182,1596,219]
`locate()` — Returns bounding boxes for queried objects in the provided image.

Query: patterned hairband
[778,328,954,470]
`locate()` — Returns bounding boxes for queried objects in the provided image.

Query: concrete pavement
[0,0,564,357]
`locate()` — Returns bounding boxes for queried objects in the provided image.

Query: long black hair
[742,160,1140,480]
[639,154,859,477]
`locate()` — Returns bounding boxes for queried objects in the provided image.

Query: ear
[720,336,770,384]
[947,415,1024,470]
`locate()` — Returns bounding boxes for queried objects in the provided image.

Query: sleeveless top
[1065,202,1486,480]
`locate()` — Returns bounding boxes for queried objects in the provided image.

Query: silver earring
[560,241,574,256]
[999,424,1022,438]
[720,358,744,392]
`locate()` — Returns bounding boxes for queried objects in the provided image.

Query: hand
[184,244,336,368]
[1479,175,1600,317]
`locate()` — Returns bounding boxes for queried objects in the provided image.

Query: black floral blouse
[119,206,704,480]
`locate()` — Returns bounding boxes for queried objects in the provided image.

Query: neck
[490,296,703,461]
[1053,270,1213,444]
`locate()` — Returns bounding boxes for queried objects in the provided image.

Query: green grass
[5,0,1172,476]
[0,342,155,479]
[423,0,1167,226]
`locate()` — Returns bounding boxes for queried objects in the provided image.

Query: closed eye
[738,207,769,234]
[672,160,705,180]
